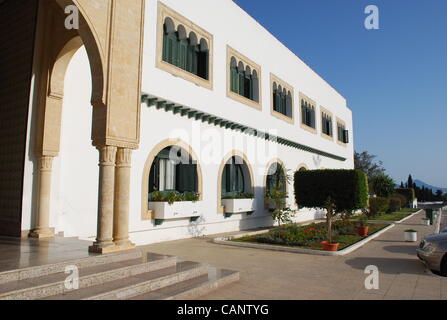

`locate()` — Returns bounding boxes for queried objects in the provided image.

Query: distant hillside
[414,179,447,193]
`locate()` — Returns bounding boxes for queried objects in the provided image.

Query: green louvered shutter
[179,40,188,70]
[239,72,245,96]
[162,32,169,62]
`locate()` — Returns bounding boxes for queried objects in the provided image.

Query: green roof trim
[142,94,346,162]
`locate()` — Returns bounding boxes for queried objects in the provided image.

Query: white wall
[21,0,354,245]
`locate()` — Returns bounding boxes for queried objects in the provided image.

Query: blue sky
[234,0,447,188]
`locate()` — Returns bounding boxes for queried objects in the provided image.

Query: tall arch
[217,150,255,214]
[29,0,145,255]
[141,139,204,220]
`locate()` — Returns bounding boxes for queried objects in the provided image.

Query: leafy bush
[387,196,402,213]
[370,174,395,197]
[368,197,389,217]
[149,191,200,205]
[395,188,415,206]
[254,220,358,247]
[294,169,368,212]
[222,192,254,200]
[294,169,369,243]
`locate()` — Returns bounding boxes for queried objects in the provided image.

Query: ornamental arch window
[227,46,261,109]
[148,146,199,196]
[266,162,287,194]
[270,74,294,123]
[157,3,213,89]
[162,18,209,80]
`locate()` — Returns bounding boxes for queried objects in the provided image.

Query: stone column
[113,148,135,250]
[89,146,117,253]
[29,156,55,238]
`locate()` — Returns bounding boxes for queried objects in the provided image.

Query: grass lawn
[369,208,419,221]
[232,221,389,251]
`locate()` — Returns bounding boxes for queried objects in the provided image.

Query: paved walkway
[142,210,447,300]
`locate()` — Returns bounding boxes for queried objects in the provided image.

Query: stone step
[0,253,177,300]
[0,249,143,285]
[130,267,240,300]
[43,261,208,300]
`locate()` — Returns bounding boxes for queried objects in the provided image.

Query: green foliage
[358,215,368,227]
[388,196,402,213]
[149,191,200,205]
[294,169,369,213]
[266,186,295,226]
[368,197,389,217]
[294,169,368,243]
[221,192,254,200]
[370,174,395,197]
[395,188,415,206]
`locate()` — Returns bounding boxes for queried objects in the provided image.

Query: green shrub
[370,174,395,197]
[294,169,368,243]
[222,192,254,200]
[387,196,402,213]
[148,191,200,204]
[294,169,369,212]
[368,197,389,217]
[395,188,415,206]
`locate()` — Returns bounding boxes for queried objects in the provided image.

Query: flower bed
[231,220,389,251]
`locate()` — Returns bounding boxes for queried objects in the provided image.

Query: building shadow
[382,245,418,255]
[344,257,426,275]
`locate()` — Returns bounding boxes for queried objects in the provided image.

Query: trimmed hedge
[294,169,368,213]
[395,188,415,206]
[368,197,389,217]
[388,196,402,213]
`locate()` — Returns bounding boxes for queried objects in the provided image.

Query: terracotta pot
[321,241,340,251]
[356,226,369,237]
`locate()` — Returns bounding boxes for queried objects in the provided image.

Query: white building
[20,0,354,246]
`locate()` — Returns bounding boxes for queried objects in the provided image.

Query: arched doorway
[27,0,145,254]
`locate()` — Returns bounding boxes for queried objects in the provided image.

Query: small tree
[370,174,395,197]
[265,165,295,226]
[395,188,415,206]
[294,169,368,243]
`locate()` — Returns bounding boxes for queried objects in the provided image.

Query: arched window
[221,156,251,197]
[162,19,209,80]
[301,99,316,128]
[230,57,258,102]
[149,146,198,195]
[266,162,287,194]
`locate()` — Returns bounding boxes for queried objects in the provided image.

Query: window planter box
[149,201,202,220]
[222,198,256,214]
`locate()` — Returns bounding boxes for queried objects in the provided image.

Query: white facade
[21,0,354,245]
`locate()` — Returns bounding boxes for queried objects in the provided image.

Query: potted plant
[404,229,418,242]
[356,216,369,237]
[222,193,256,214]
[149,191,201,220]
[421,218,430,226]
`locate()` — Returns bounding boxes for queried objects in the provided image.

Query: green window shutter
[311,108,316,128]
[162,32,169,62]
[236,165,245,193]
[238,72,245,96]
[179,40,188,70]
[275,91,281,112]
[301,102,306,124]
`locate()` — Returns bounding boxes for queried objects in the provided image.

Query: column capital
[38,156,53,172]
[116,148,132,168]
[97,145,117,166]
